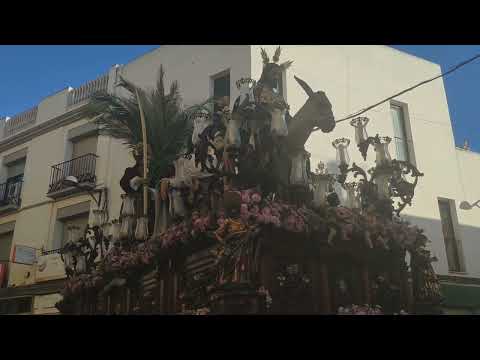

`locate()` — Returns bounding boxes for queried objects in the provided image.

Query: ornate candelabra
[60,207,114,278]
[333,117,423,218]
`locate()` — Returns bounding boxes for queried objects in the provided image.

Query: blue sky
[1,45,479,151]
[392,45,480,152]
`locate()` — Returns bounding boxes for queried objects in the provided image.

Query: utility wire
[312,52,480,130]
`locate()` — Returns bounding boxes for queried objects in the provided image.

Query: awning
[440,282,480,309]
[0,279,65,300]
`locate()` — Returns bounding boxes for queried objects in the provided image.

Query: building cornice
[438,274,480,286]
[0,105,89,154]
[455,147,480,157]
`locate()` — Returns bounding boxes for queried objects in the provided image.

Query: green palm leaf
[85,65,212,185]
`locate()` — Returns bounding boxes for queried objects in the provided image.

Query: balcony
[47,153,98,199]
[0,179,23,213]
[67,74,109,109]
[4,107,38,138]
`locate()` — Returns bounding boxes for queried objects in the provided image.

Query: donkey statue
[286,75,336,152]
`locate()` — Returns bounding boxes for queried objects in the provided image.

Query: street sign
[12,245,37,265]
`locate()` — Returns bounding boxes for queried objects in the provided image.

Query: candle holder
[350,117,370,160]
[91,209,105,228]
[135,216,149,242]
[373,136,392,167]
[121,194,136,217]
[343,182,360,209]
[332,138,350,184]
[120,216,134,241]
[290,149,311,186]
[111,219,121,245]
[311,162,335,208]
[334,122,423,218]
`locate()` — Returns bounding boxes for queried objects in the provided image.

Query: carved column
[360,265,371,305]
[314,262,331,314]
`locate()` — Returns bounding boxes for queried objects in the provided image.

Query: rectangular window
[390,104,411,162]
[438,199,463,272]
[212,71,230,113]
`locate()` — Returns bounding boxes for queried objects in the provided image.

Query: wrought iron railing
[0,179,23,207]
[67,74,109,107]
[41,248,63,256]
[4,107,38,138]
[48,153,98,193]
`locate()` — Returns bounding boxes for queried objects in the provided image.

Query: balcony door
[68,135,98,182]
[438,199,464,272]
[1,158,25,206]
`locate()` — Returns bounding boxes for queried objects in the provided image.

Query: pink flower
[251,205,259,215]
[241,192,251,204]
[240,204,250,222]
[251,193,262,203]
[335,206,353,221]
[262,207,272,217]
[193,218,205,232]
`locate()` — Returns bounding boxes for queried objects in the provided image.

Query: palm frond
[184,97,216,117]
[86,65,209,185]
[273,46,282,63]
[281,60,293,70]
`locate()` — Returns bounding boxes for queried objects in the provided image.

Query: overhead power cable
[311,52,480,131]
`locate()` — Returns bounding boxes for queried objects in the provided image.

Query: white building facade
[0,45,478,314]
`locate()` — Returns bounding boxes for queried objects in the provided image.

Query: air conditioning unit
[35,253,66,283]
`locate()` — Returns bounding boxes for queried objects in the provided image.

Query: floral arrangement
[157,221,190,248]
[305,203,434,255]
[102,242,155,276]
[238,189,306,231]
[180,307,211,315]
[337,305,384,315]
[58,187,438,314]
[152,211,212,249]
[61,272,104,298]
[337,305,409,315]
[61,241,157,299]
